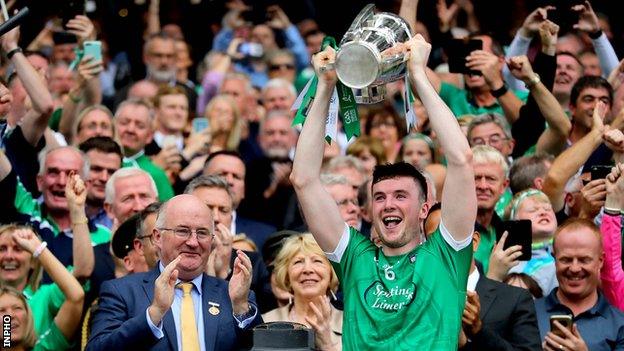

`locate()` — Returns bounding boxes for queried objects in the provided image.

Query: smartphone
[83,41,102,62]
[445,38,483,75]
[238,42,264,58]
[550,314,573,338]
[61,0,86,29]
[590,165,612,181]
[498,220,533,261]
[192,117,210,133]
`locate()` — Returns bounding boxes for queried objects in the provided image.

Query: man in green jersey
[291,35,477,350]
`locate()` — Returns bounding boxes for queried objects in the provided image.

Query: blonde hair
[272,234,339,295]
[204,94,242,150]
[472,145,509,175]
[232,234,258,252]
[0,285,37,348]
[0,224,42,292]
[507,189,551,220]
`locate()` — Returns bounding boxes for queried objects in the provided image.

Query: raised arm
[66,173,95,280]
[406,35,476,240]
[601,163,624,311]
[12,229,84,339]
[399,0,417,36]
[542,101,607,211]
[290,47,346,252]
[1,25,54,146]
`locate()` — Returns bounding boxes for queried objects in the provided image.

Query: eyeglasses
[269,63,295,71]
[158,227,213,241]
[136,234,153,240]
[471,134,508,147]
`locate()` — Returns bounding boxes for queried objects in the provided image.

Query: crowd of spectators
[2,0,624,349]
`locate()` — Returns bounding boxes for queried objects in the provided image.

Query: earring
[288,296,293,305]
[330,290,337,301]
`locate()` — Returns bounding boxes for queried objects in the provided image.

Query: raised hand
[311,46,337,84]
[486,231,522,281]
[579,178,607,219]
[436,0,459,33]
[603,129,624,154]
[149,256,181,325]
[592,100,608,133]
[0,21,20,52]
[466,50,504,89]
[228,250,253,314]
[76,56,104,86]
[405,34,432,75]
[266,5,291,30]
[206,223,233,279]
[11,228,42,254]
[507,55,536,82]
[65,15,96,44]
[607,59,624,91]
[572,1,600,34]
[65,172,87,213]
[520,6,553,37]
[539,20,559,55]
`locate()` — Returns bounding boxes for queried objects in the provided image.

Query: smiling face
[372,177,427,253]
[554,226,603,302]
[207,98,235,133]
[554,55,583,98]
[287,251,332,299]
[86,150,121,202]
[76,109,114,144]
[515,196,557,240]
[107,173,157,223]
[0,230,32,289]
[0,293,29,344]
[154,195,213,281]
[37,148,84,212]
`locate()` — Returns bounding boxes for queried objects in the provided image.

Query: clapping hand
[305,295,337,351]
[228,250,253,315]
[149,256,181,325]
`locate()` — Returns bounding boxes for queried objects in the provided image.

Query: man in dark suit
[87,194,262,351]
[185,175,275,312]
[459,230,541,350]
[203,151,276,249]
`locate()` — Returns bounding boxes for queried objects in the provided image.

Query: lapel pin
[208,301,220,315]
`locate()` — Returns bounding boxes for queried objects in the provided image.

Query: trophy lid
[335,41,380,89]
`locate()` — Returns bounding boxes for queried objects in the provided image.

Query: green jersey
[331,223,472,350]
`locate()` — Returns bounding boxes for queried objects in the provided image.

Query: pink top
[600,213,624,311]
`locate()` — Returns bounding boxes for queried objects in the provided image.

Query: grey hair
[466,113,512,142]
[509,153,554,194]
[115,98,156,122]
[137,202,162,236]
[320,173,349,187]
[324,155,366,175]
[184,175,234,205]
[472,145,509,176]
[104,167,158,204]
[38,146,89,179]
[154,201,169,230]
[220,72,254,94]
[261,78,297,100]
[259,109,294,134]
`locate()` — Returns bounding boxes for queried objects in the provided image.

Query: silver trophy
[334,4,412,104]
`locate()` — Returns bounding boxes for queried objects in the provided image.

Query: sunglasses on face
[269,63,295,71]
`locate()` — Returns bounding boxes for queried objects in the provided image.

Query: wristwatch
[525,74,541,89]
[491,83,508,98]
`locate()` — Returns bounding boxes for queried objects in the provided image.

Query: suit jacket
[235,216,276,251]
[86,267,262,351]
[461,274,541,351]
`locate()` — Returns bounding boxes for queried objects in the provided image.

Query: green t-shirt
[13,178,111,245]
[439,82,529,118]
[23,284,65,338]
[331,224,472,350]
[34,319,71,351]
[474,225,496,273]
[495,188,513,219]
[122,153,174,201]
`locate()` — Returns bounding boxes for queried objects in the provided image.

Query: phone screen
[499,220,533,261]
[590,165,612,181]
[446,38,483,75]
[192,118,210,133]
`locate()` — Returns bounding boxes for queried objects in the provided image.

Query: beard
[147,65,177,83]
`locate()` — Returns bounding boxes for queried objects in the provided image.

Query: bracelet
[491,83,508,98]
[6,47,22,60]
[33,241,48,258]
[604,207,621,216]
[72,217,88,225]
[589,30,603,40]
[525,74,541,89]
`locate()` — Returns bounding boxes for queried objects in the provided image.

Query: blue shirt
[146,263,258,350]
[535,288,624,350]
